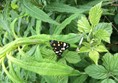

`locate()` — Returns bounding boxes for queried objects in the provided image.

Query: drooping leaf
[7,55,80,76]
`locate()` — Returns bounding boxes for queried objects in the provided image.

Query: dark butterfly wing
[50,40,70,56]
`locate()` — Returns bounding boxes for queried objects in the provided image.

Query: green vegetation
[0,0,117,83]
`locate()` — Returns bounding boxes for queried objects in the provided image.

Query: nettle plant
[0,1,117,83]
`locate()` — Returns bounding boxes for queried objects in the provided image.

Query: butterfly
[50,40,70,57]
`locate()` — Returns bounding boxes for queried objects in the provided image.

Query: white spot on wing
[63,43,66,47]
[61,48,65,50]
[59,50,62,52]
[66,45,69,48]
[55,51,59,53]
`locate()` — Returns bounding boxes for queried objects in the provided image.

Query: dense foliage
[0,0,118,83]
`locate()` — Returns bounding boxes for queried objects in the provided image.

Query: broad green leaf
[101,79,116,83]
[102,53,118,75]
[7,55,80,76]
[89,2,102,26]
[89,50,99,64]
[94,29,110,43]
[73,75,88,83]
[43,76,68,83]
[94,23,112,43]
[79,46,91,53]
[64,51,81,63]
[78,16,91,33]
[79,42,91,53]
[22,0,59,25]
[95,44,108,52]
[45,2,87,13]
[94,23,112,34]
[85,64,108,79]
[53,13,80,35]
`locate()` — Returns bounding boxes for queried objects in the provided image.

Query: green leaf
[101,79,116,83]
[40,46,56,60]
[114,14,118,24]
[95,44,108,52]
[10,18,18,38]
[2,60,22,83]
[0,15,10,33]
[79,42,91,53]
[79,46,90,53]
[7,55,80,76]
[94,23,112,43]
[85,64,108,79]
[94,29,110,43]
[53,13,80,35]
[102,53,118,75]
[43,76,68,83]
[11,2,18,9]
[64,51,81,63]
[89,2,103,26]
[89,50,99,64]
[78,16,91,33]
[52,33,82,44]
[73,75,88,83]
[8,60,23,82]
[22,0,59,25]
[34,45,43,60]
[45,2,87,13]
[36,20,42,35]
[94,23,112,34]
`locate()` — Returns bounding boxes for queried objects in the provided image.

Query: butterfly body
[50,40,70,56]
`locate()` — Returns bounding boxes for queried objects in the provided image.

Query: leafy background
[0,0,118,83]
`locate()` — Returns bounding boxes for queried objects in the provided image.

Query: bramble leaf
[89,2,103,26]
[85,64,107,79]
[89,50,99,64]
